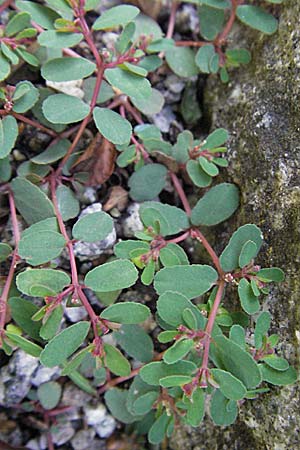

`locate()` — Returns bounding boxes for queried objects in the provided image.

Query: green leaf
[211,335,262,389]
[37,381,62,410]
[42,57,96,82]
[105,67,151,102]
[159,243,189,267]
[148,412,170,445]
[15,47,39,67]
[236,5,278,35]
[132,391,159,415]
[262,355,289,371]
[199,156,219,177]
[133,13,163,41]
[211,369,247,400]
[186,160,211,187]
[115,22,136,54]
[229,324,245,349]
[141,259,155,286]
[92,5,139,30]
[11,177,55,225]
[31,88,66,133]
[68,370,97,395]
[61,345,94,376]
[165,47,198,77]
[0,156,11,182]
[0,243,12,261]
[12,81,39,113]
[100,302,150,324]
[114,240,150,259]
[104,343,131,376]
[38,30,83,48]
[0,52,11,81]
[210,390,238,426]
[40,321,90,367]
[195,44,216,73]
[140,360,197,386]
[158,330,177,343]
[128,164,167,201]
[5,11,31,36]
[0,116,19,159]
[199,5,225,41]
[199,0,230,9]
[226,48,251,66]
[16,268,70,297]
[43,93,90,124]
[85,260,138,292]
[140,202,189,237]
[259,364,298,386]
[5,332,42,357]
[21,217,59,238]
[93,107,132,146]
[157,291,205,328]
[154,265,218,300]
[31,140,69,165]
[40,305,63,340]
[8,297,42,341]
[105,388,140,423]
[202,128,228,149]
[126,375,158,415]
[191,183,239,226]
[83,78,115,104]
[184,387,205,427]
[220,224,263,272]
[131,88,165,116]
[16,0,60,29]
[239,240,257,268]
[1,42,19,65]
[18,230,66,266]
[114,324,153,363]
[256,268,285,282]
[72,211,113,242]
[238,278,260,315]
[254,311,271,349]
[116,145,136,168]
[56,185,79,221]
[159,374,193,387]
[163,339,194,364]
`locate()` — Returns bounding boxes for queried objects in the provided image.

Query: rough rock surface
[170,1,300,449]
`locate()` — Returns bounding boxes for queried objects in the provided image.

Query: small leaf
[133,13,163,41]
[42,57,96,82]
[191,183,239,226]
[105,67,151,102]
[202,128,228,149]
[72,211,113,243]
[226,48,251,65]
[195,44,216,73]
[31,140,69,165]
[16,0,60,29]
[210,369,247,400]
[133,391,159,415]
[163,339,194,364]
[40,321,90,367]
[5,332,42,357]
[104,343,131,376]
[139,201,189,237]
[0,116,19,158]
[131,88,165,115]
[85,260,138,292]
[199,5,225,41]
[259,364,298,386]
[236,5,278,35]
[229,324,245,349]
[100,302,150,324]
[141,259,155,285]
[254,311,271,349]
[37,381,62,410]
[114,324,153,363]
[186,160,212,188]
[43,94,90,124]
[262,355,289,372]
[12,81,39,113]
[18,230,66,266]
[92,5,140,30]
[5,11,31,36]
[93,107,132,146]
[114,240,150,259]
[238,278,260,315]
[105,388,139,424]
[21,217,59,238]
[239,240,257,268]
[16,268,70,297]
[148,412,170,445]
[56,185,80,221]
[199,0,230,8]
[159,243,189,267]
[256,268,285,282]
[199,156,219,177]
[0,52,11,81]
[210,390,238,426]
[185,387,205,427]
[0,243,12,261]
[159,374,193,387]
[38,30,83,48]
[128,164,167,201]
[154,265,218,300]
[220,224,263,272]
[165,46,199,78]
[140,360,197,386]
[8,297,42,341]
[61,345,94,376]
[40,305,63,340]
[157,291,205,328]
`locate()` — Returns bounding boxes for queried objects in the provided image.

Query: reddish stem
[176,41,207,47]
[0,0,13,14]
[0,110,57,137]
[192,228,223,276]
[170,172,191,216]
[166,230,190,245]
[215,0,239,46]
[166,0,179,39]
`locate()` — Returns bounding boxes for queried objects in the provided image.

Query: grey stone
[61,383,92,407]
[122,202,143,237]
[84,404,116,438]
[153,105,176,133]
[51,422,75,446]
[31,366,61,387]
[73,203,116,261]
[64,305,88,322]
[0,350,39,407]
[71,429,96,450]
[170,2,300,449]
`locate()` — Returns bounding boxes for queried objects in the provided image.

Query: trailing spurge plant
[0,0,296,447]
